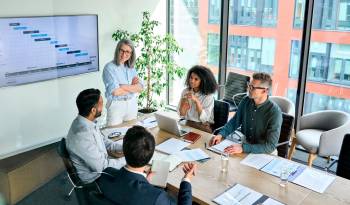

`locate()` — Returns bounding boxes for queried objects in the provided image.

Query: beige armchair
[269,96,295,116]
[288,110,350,167]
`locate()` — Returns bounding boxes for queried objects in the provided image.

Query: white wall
[0,0,166,159]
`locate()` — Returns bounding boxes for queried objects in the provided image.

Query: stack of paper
[240,154,275,169]
[137,116,157,129]
[213,183,284,205]
[156,138,190,154]
[292,168,335,193]
[207,139,236,154]
[260,157,335,193]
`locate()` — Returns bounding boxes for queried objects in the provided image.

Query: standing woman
[177,65,218,133]
[103,39,143,126]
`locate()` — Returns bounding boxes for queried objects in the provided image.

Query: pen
[204,142,207,149]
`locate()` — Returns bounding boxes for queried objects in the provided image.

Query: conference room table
[108,112,350,205]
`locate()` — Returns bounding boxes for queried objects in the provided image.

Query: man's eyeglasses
[119,48,132,55]
[247,83,268,90]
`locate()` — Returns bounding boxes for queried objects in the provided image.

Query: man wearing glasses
[210,72,282,154]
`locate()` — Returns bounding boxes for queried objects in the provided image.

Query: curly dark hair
[184,65,218,95]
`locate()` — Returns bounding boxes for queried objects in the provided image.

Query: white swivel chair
[288,110,350,167]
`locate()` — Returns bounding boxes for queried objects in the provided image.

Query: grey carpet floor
[15,148,337,205]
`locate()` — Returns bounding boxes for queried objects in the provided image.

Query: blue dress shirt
[102,61,142,101]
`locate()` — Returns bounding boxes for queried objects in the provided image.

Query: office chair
[212,100,230,134]
[269,96,295,116]
[336,134,350,180]
[222,72,250,112]
[57,138,98,205]
[276,113,295,158]
[288,110,350,167]
[89,191,116,205]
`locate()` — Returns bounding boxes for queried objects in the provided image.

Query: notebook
[182,132,201,144]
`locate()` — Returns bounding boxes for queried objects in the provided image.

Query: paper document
[156,138,190,155]
[213,183,284,205]
[240,154,275,170]
[136,116,158,129]
[260,158,304,180]
[207,139,236,154]
[149,160,170,188]
[175,148,210,162]
[149,151,182,171]
[292,168,335,193]
[101,126,131,138]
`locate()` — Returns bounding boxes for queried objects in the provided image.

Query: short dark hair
[123,126,155,168]
[113,39,136,68]
[185,65,218,95]
[252,72,272,89]
[76,89,101,117]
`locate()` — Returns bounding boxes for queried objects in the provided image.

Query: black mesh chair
[276,113,295,158]
[57,138,98,205]
[222,72,250,112]
[336,134,350,180]
[212,100,230,134]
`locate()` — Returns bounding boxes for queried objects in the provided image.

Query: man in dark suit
[98,125,196,205]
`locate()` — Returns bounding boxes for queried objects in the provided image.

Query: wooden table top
[107,112,350,205]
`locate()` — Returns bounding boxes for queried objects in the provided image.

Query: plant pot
[138,108,157,114]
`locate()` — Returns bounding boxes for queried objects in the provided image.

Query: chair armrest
[319,123,350,156]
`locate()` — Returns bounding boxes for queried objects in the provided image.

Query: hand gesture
[182,162,197,180]
[131,77,139,85]
[209,135,223,146]
[224,144,243,154]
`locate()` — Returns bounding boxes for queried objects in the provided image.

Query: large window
[168,0,350,115]
[227,0,289,101]
[169,0,221,106]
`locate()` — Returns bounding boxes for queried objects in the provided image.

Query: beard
[95,110,102,118]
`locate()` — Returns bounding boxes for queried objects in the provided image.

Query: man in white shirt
[66,88,125,184]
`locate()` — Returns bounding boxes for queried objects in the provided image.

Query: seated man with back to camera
[99,125,196,205]
[66,88,125,186]
[210,72,282,154]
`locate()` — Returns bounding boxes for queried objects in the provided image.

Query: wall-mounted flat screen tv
[0,15,99,87]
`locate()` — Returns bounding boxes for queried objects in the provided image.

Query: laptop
[154,112,190,136]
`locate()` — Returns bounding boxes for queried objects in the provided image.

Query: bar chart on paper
[0,15,98,87]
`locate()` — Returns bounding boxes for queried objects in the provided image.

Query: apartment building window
[227,35,275,73]
[208,0,221,24]
[338,0,350,30]
[308,42,329,81]
[289,40,301,78]
[328,44,350,85]
[304,92,350,114]
[207,33,220,66]
[228,35,248,68]
[230,0,277,27]
[294,0,350,30]
[262,0,278,26]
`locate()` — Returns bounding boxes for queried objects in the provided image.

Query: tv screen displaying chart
[0,15,99,87]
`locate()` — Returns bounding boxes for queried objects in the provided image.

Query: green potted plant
[112,11,185,113]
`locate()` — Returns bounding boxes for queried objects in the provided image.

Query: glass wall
[292,0,350,114]
[168,0,350,115]
[168,0,221,106]
[226,0,296,103]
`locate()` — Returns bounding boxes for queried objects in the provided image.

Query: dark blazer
[98,167,192,205]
